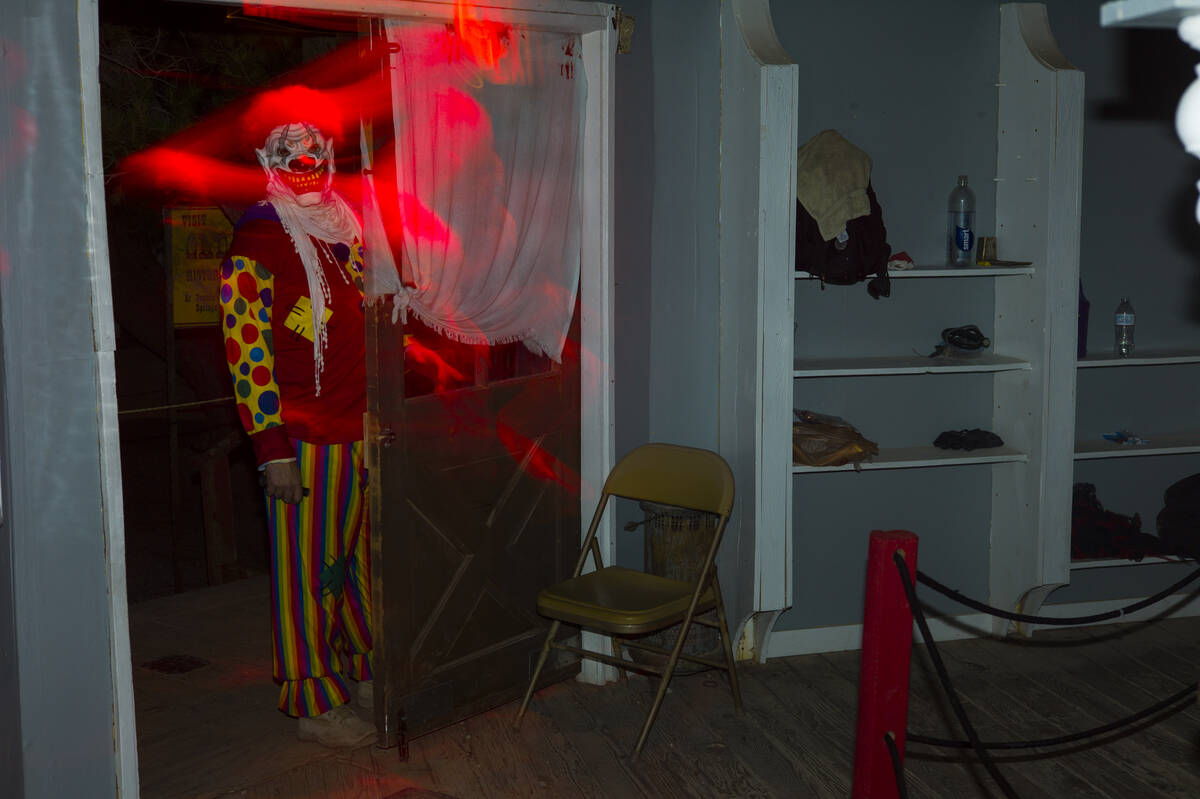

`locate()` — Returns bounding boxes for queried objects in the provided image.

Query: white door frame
[80,1,138,794]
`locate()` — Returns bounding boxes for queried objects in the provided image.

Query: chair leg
[632,616,694,759]
[515,619,561,728]
[710,575,743,713]
[611,635,629,683]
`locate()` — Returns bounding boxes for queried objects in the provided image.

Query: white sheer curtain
[364,20,585,363]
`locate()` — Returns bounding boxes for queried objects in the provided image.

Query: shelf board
[1075,432,1200,459]
[1070,555,1191,570]
[1101,0,1200,28]
[1077,349,1200,368]
[793,354,1031,377]
[791,445,1027,473]
[796,264,1034,280]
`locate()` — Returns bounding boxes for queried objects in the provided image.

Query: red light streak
[497,422,577,492]
[395,192,463,268]
[120,149,268,206]
[110,4,586,492]
[404,337,466,392]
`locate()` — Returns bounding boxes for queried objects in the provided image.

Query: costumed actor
[219,86,375,748]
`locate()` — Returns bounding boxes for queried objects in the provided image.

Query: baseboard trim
[765,613,993,658]
[765,593,1200,658]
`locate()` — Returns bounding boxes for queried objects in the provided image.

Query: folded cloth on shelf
[796,129,873,241]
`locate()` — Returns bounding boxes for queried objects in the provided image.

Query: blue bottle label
[955,226,974,252]
[1116,313,1134,325]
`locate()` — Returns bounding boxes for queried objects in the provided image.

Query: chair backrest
[602,443,734,517]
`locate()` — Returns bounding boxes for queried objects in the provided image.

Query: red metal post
[851,529,918,799]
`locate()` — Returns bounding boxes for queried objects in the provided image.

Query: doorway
[99,1,615,794]
[101,0,347,601]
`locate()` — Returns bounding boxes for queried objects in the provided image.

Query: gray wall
[614,0,656,565]
[0,257,22,790]
[1046,0,1200,605]
[614,0,723,568]
[646,0,722,453]
[0,1,121,795]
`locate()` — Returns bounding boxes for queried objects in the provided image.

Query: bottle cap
[958,174,968,184]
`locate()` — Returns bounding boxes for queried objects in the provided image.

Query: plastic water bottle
[1114,298,1135,357]
[946,175,976,267]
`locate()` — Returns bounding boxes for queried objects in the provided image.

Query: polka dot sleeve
[220,254,291,464]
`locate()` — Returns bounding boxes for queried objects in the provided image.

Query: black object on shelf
[933,429,1004,451]
[928,325,990,358]
[1156,473,1200,559]
[1072,482,1163,561]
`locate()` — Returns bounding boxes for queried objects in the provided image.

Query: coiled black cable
[942,324,990,350]
[929,324,990,357]
[915,563,1200,626]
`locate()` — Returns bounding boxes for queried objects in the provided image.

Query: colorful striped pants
[265,439,373,717]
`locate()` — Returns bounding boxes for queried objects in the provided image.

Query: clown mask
[256,122,335,206]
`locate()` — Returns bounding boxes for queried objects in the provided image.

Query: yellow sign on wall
[164,207,233,327]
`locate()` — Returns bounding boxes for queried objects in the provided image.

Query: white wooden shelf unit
[1072,354,1200,570]
[1084,7,1200,576]
[1075,351,1200,459]
[1075,433,1200,460]
[793,354,1031,377]
[720,2,1085,653]
[791,446,1028,474]
[1101,0,1200,28]
[1071,555,1191,569]
[1077,349,1200,367]
[797,265,1035,279]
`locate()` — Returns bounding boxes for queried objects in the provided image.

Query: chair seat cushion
[537,566,715,634]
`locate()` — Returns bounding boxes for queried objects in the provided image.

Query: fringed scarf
[264,177,362,396]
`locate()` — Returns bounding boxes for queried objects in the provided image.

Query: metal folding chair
[514,442,743,758]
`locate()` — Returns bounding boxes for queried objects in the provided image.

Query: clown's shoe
[297,703,375,748]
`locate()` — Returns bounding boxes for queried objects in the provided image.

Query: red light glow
[112,3,585,492]
[497,422,577,492]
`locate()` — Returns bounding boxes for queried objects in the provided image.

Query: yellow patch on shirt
[284,296,333,343]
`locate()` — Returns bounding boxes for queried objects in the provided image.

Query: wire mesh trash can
[630,501,724,673]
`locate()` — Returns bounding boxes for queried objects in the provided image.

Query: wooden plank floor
[130,576,1200,798]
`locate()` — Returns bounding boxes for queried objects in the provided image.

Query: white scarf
[264,177,362,396]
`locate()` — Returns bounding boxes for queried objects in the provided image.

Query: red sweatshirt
[219,202,366,465]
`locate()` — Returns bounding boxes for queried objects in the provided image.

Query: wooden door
[365,310,581,747]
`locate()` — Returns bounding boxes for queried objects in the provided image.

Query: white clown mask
[256,122,335,206]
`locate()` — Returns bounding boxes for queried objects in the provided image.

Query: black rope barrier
[883,731,909,799]
[915,562,1200,626]
[894,552,1021,798]
[908,681,1197,750]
